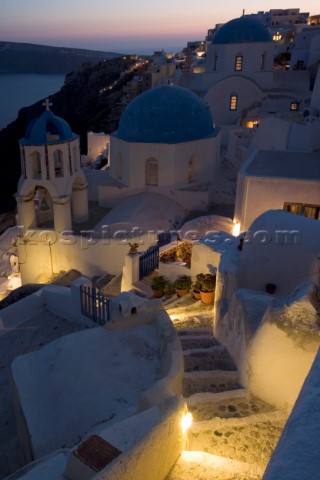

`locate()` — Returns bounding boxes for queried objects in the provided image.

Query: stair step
[184,346,237,372]
[189,411,287,468]
[183,370,241,397]
[166,451,263,480]
[186,390,275,421]
[178,326,213,336]
[180,335,219,350]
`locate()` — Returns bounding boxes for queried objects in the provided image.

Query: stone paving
[165,300,287,480]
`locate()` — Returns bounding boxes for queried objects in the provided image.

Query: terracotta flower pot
[200,290,215,305]
[176,288,189,297]
[193,290,201,300]
[153,289,164,298]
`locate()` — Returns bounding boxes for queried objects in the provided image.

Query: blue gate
[139,245,159,280]
[157,232,172,247]
[80,285,110,325]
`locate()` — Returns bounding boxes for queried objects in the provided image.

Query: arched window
[235,54,243,71]
[260,52,266,70]
[72,146,78,171]
[53,149,63,177]
[229,94,238,111]
[116,153,123,180]
[213,54,218,71]
[188,159,194,183]
[145,158,158,186]
[30,151,42,179]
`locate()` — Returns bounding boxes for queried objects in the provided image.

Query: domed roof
[20,109,77,145]
[212,16,272,45]
[113,86,216,144]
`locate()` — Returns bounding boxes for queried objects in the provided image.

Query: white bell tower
[16,100,89,232]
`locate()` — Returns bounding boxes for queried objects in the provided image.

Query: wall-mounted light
[232,221,241,237]
[181,412,193,434]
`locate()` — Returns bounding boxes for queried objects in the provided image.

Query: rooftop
[243,150,320,181]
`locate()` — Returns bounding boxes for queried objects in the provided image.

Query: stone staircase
[166,323,287,480]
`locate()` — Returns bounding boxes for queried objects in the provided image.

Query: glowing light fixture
[181,412,193,434]
[232,221,241,237]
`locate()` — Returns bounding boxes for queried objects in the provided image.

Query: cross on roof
[42,98,53,111]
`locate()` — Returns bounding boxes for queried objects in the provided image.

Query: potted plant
[151,275,167,298]
[200,273,216,305]
[192,273,205,300]
[164,282,176,299]
[173,275,192,297]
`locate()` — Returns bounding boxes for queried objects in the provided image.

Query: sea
[0,73,66,131]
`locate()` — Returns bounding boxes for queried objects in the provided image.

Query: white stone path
[165,298,287,480]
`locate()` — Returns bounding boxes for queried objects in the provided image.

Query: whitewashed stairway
[166,324,287,480]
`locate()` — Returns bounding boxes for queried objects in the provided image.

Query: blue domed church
[101,85,221,210]
[16,102,88,232]
[203,16,275,134]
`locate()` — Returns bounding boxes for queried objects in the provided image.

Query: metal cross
[42,98,53,111]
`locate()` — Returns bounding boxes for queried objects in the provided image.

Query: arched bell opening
[34,186,54,228]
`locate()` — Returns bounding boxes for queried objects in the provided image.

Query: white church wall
[206,42,274,77]
[204,76,262,127]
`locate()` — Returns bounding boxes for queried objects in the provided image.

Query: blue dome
[113,86,216,144]
[212,16,272,44]
[20,110,77,145]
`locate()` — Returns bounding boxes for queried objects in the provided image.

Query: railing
[157,232,172,247]
[80,285,110,325]
[139,245,159,280]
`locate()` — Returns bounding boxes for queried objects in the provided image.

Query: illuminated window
[284,202,320,220]
[290,101,299,111]
[235,55,243,71]
[246,120,259,129]
[146,158,158,186]
[273,32,282,41]
[229,94,238,111]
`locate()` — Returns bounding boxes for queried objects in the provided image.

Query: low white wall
[93,395,187,480]
[0,289,45,335]
[215,288,274,368]
[106,305,184,409]
[17,230,158,283]
[263,349,320,480]
[246,283,320,409]
[139,309,184,410]
[43,284,94,328]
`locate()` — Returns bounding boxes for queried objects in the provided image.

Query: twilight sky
[1,0,319,53]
